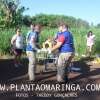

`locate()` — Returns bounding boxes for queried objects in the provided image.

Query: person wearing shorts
[11,27,23,67]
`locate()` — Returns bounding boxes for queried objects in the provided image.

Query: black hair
[15,26,21,32]
[58,22,69,29]
[87,31,93,37]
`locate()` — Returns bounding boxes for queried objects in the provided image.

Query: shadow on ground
[0,57,100,100]
[0,57,99,82]
[0,58,28,82]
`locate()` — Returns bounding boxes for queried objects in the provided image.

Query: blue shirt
[57,31,75,53]
[26,31,37,51]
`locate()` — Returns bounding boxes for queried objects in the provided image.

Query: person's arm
[11,35,16,45]
[31,35,36,47]
[26,32,30,43]
[31,33,39,51]
[51,42,63,52]
[51,34,65,52]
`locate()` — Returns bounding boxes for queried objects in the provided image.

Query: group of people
[11,24,41,81]
[11,23,95,83]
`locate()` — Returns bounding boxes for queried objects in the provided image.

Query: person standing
[11,27,24,67]
[50,23,75,82]
[26,24,41,81]
[86,31,95,57]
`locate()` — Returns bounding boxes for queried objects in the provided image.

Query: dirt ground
[0,57,100,100]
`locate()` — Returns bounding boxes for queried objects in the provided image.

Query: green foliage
[31,14,90,28]
[0,0,90,29]
[22,15,32,26]
[0,27,28,55]
[96,23,100,28]
[0,0,27,28]
[0,29,14,55]
[0,27,100,56]
[0,0,99,57]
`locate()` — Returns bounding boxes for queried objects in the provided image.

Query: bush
[0,27,99,56]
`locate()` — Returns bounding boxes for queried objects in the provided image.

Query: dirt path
[0,57,100,100]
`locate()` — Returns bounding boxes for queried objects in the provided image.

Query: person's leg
[17,49,22,65]
[26,51,36,81]
[86,46,91,57]
[87,45,93,57]
[63,53,74,81]
[65,53,74,73]
[13,49,19,67]
[86,46,88,56]
[57,53,68,82]
[14,55,18,64]
[57,54,65,82]
[57,53,74,82]
[89,45,94,56]
[91,45,95,55]
[16,54,22,66]
[89,46,91,56]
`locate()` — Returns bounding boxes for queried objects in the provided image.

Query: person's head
[34,24,41,33]
[30,23,35,31]
[58,23,69,32]
[87,31,93,37]
[15,27,21,35]
[58,24,63,32]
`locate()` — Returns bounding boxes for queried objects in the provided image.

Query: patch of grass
[0,27,100,56]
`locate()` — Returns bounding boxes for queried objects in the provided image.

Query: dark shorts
[14,49,22,56]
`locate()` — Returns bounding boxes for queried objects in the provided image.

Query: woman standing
[86,31,95,57]
[11,27,24,67]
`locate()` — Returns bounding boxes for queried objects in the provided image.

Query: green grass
[0,27,100,56]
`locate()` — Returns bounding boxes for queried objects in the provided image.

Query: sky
[20,0,100,25]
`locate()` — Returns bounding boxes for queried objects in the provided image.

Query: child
[86,31,95,57]
[11,27,24,67]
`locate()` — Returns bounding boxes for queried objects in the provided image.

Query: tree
[96,23,100,28]
[22,15,32,26]
[31,14,89,28]
[0,0,27,28]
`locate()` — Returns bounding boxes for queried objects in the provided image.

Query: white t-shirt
[11,34,23,49]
